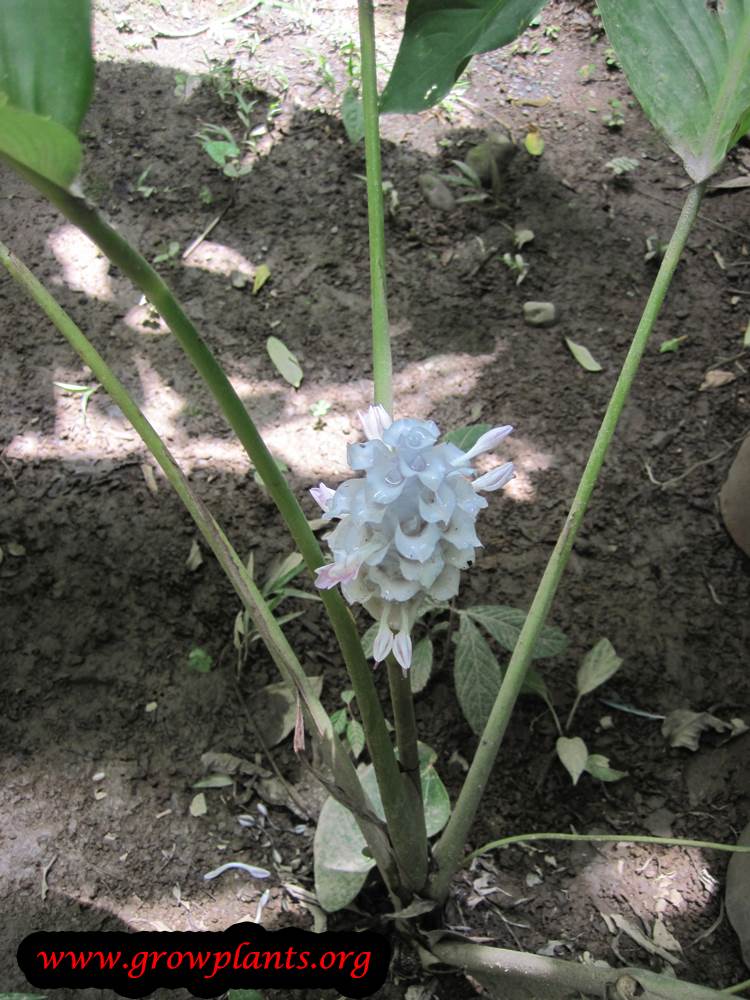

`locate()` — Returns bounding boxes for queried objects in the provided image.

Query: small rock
[230,270,249,289]
[523,301,557,327]
[418,174,455,212]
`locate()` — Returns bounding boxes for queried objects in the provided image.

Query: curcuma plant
[2,0,750,998]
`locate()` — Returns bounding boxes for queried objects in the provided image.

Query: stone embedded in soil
[720,432,750,556]
[465,132,517,185]
[418,173,455,212]
[523,301,557,327]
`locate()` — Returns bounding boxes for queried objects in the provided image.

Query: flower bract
[312,406,514,670]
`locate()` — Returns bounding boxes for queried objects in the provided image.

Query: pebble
[523,301,557,326]
[418,173,455,212]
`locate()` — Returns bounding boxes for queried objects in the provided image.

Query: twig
[644,427,749,488]
[182,203,231,260]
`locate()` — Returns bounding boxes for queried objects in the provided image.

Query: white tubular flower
[312,409,515,670]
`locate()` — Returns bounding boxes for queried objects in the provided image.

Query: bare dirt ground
[2,1,750,997]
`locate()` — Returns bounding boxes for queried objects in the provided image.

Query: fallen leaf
[565,337,602,372]
[252,264,271,294]
[141,463,159,495]
[266,336,303,388]
[524,127,545,156]
[514,227,534,249]
[661,709,733,750]
[652,919,682,955]
[659,336,688,354]
[609,913,680,965]
[189,793,207,817]
[186,539,203,571]
[7,542,26,557]
[710,176,750,192]
[699,369,736,390]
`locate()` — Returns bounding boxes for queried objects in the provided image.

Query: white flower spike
[312,409,515,670]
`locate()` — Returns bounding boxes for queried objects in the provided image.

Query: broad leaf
[381,0,548,114]
[341,86,364,143]
[0,104,82,189]
[266,336,303,388]
[255,676,323,747]
[597,0,750,182]
[576,637,622,697]
[462,605,568,659]
[454,615,504,733]
[0,0,93,132]
[410,636,433,694]
[556,735,588,785]
[314,743,450,911]
[565,337,602,372]
[443,423,490,451]
[585,753,627,783]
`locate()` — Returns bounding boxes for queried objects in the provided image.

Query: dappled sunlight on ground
[48,224,114,302]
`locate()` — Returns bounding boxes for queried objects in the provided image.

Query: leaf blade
[266,335,303,388]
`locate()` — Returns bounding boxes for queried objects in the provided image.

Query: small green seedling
[188,647,214,673]
[330,689,366,760]
[501,252,529,285]
[196,124,252,178]
[135,166,156,199]
[544,24,560,39]
[310,400,332,429]
[555,638,628,785]
[604,47,620,69]
[153,240,180,265]
[606,156,639,177]
[603,99,625,129]
[578,63,596,82]
[198,185,213,206]
[53,381,100,424]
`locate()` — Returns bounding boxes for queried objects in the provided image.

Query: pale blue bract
[312,406,514,670]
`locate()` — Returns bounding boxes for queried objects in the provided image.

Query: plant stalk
[0,236,404,900]
[429,180,707,902]
[0,154,420,894]
[357,0,393,415]
[386,657,427,882]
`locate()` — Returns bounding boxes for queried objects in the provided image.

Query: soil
[2,1,750,998]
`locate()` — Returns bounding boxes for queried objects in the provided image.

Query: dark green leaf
[410,637,433,694]
[381,0,548,114]
[346,719,365,759]
[0,104,81,188]
[187,647,213,673]
[0,0,93,132]
[462,605,567,659]
[442,423,490,451]
[330,708,348,736]
[453,615,504,733]
[597,0,750,182]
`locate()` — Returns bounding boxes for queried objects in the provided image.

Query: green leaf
[576,637,622,697]
[381,0,548,114]
[263,551,304,595]
[585,753,628,782]
[360,621,378,659]
[228,990,265,1000]
[462,605,568,659]
[556,735,588,785]
[410,637,433,694]
[266,335,303,388]
[0,103,82,188]
[193,774,234,788]
[565,337,602,372]
[659,335,688,354]
[442,423,491,450]
[255,676,324,747]
[524,127,544,156]
[597,0,750,183]
[314,744,450,911]
[454,615,505,733]
[253,263,271,295]
[341,86,364,143]
[0,0,93,132]
[330,707,348,736]
[346,719,365,759]
[187,647,213,673]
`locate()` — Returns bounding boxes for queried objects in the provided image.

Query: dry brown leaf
[720,433,750,557]
[699,369,736,390]
[661,709,732,750]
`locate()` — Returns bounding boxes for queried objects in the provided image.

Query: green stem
[429,180,707,903]
[1,153,417,893]
[724,980,750,996]
[0,237,403,902]
[386,657,427,884]
[465,831,750,866]
[357,0,392,414]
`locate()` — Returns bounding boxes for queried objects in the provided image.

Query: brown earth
[1,1,750,998]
